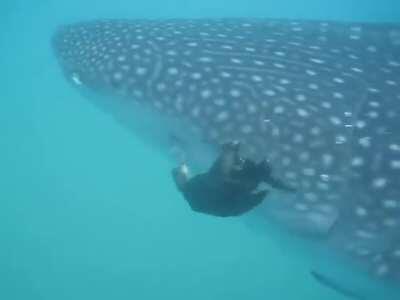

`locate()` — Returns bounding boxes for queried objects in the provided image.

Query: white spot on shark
[372,178,387,189]
[252,75,263,82]
[274,106,285,114]
[215,111,229,122]
[136,67,147,75]
[383,199,397,209]
[391,160,400,169]
[306,70,317,76]
[230,89,241,97]
[351,157,364,167]
[355,206,368,217]
[297,108,310,117]
[310,58,325,64]
[359,137,371,148]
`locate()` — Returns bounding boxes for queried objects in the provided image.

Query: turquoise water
[1,1,400,299]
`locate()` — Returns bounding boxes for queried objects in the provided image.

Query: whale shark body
[52,18,400,283]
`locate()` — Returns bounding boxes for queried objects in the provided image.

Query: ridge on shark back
[52,18,400,283]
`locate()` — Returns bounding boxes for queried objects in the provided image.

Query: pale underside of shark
[52,18,400,283]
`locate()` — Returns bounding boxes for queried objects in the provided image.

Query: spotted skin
[52,19,400,281]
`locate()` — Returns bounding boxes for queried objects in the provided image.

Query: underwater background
[1,0,400,299]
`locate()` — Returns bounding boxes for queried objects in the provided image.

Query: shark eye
[71,72,82,85]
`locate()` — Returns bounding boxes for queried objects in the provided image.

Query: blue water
[1,1,399,299]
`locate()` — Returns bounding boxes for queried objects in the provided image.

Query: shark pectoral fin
[310,270,365,300]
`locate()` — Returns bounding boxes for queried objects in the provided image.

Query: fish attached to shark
[52,18,400,282]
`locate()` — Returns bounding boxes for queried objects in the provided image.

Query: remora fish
[52,19,400,281]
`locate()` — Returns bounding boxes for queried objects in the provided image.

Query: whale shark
[52,18,400,283]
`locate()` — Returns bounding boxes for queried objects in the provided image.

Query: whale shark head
[53,20,224,167]
[52,18,400,282]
